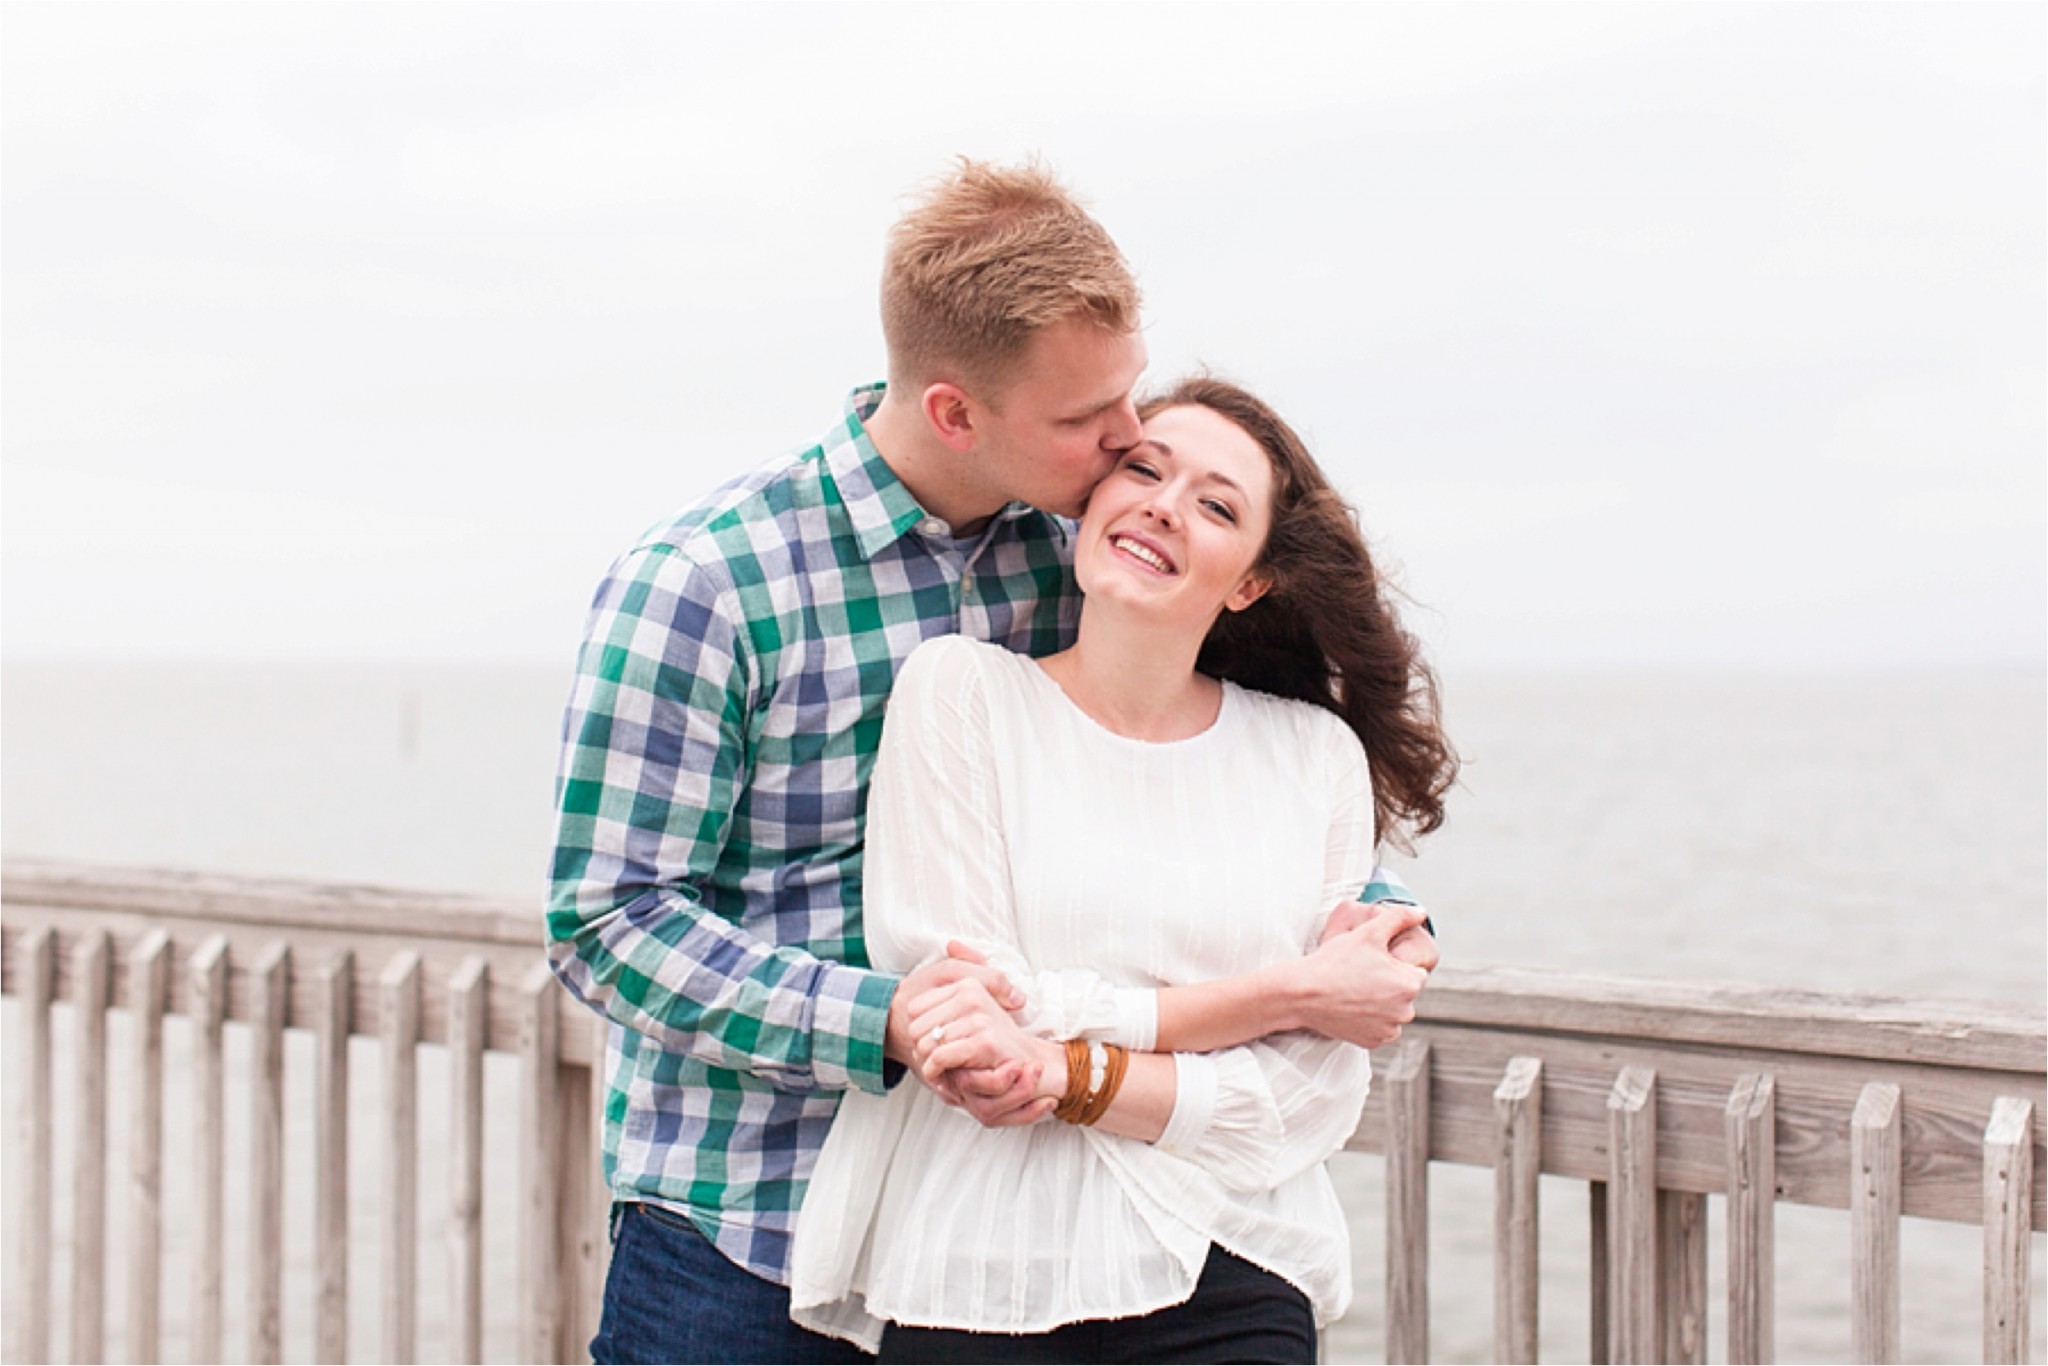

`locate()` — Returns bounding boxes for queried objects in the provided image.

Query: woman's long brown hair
[1140,376,1458,850]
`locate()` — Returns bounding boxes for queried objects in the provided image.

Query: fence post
[127,930,171,1366]
[1982,1097,2035,1365]
[1607,1067,1657,1365]
[555,1036,606,1365]
[314,950,354,1366]
[13,928,55,1365]
[1493,1056,1542,1364]
[1385,1039,1432,1364]
[1851,1082,1902,1364]
[381,950,422,1364]
[72,929,112,1366]
[520,966,563,1364]
[250,943,290,1364]
[1657,1191,1707,1364]
[1725,1073,1776,1365]
[190,936,229,1365]
[450,956,490,1364]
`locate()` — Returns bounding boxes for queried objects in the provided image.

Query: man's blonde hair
[881,158,1141,392]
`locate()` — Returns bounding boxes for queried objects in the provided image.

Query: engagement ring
[930,1024,946,1044]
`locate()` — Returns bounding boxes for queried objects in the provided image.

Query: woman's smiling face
[1075,403,1275,632]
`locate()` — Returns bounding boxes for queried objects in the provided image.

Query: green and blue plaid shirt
[545,386,1080,1279]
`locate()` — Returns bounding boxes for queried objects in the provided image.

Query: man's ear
[921,383,977,453]
[1224,572,1272,613]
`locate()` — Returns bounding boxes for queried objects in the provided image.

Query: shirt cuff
[1113,988,1158,1051]
[811,962,899,1094]
[1155,1051,1219,1157]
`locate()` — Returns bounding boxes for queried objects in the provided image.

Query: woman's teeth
[1111,535,1172,573]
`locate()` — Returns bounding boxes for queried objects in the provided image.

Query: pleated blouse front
[789,635,1375,1351]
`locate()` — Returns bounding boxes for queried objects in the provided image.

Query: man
[546,160,1433,1365]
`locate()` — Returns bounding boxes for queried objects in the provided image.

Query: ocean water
[2,661,2043,1362]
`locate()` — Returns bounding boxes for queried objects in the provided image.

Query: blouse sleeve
[861,639,1158,1046]
[1149,716,1379,1192]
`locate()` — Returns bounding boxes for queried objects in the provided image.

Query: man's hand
[1321,901,1439,973]
[1280,902,1432,1048]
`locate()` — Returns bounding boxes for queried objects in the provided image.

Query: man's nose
[1101,398,1142,452]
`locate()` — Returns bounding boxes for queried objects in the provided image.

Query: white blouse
[789,635,1375,1351]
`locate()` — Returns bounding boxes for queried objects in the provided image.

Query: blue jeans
[592,1202,869,1364]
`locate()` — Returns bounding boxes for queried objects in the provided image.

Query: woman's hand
[1266,901,1431,1048]
[1320,900,1439,972]
[904,976,1062,1127]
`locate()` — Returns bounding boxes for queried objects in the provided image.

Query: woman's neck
[1038,605,1221,742]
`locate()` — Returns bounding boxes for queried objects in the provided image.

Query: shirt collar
[822,382,1071,559]
[818,384,930,561]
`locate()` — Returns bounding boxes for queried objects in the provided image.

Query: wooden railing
[1,863,608,1366]
[1342,966,2044,1363]
[2,861,2042,1364]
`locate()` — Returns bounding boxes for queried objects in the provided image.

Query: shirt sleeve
[1151,715,1378,1190]
[544,542,896,1095]
[860,639,1159,1047]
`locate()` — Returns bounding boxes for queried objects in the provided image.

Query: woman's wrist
[1248,959,1311,1034]
[1028,1035,1068,1103]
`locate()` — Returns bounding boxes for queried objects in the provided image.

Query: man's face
[973,320,1148,518]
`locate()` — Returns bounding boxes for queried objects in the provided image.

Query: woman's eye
[1203,499,1238,525]
[1124,461,1159,480]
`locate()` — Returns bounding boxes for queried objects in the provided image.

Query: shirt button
[918,517,950,538]
[960,573,975,595]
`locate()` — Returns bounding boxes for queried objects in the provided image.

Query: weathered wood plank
[1346,1020,2046,1229]
[1725,1073,1776,1365]
[449,956,488,1365]
[4,859,540,946]
[1608,1067,1657,1365]
[381,950,422,1365]
[1657,1190,1707,1364]
[314,950,352,1366]
[1386,1039,1432,1364]
[13,929,55,1365]
[1493,1056,1542,1364]
[585,1032,606,1359]
[249,942,289,1364]
[584,1030,612,1363]
[1851,1081,1902,1364]
[71,929,111,1366]
[1419,963,2044,1073]
[190,936,228,1365]
[557,1055,606,1365]
[127,929,171,1366]
[1983,1097,2035,1365]
[521,965,564,1365]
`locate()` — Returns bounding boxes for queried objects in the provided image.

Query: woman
[789,377,1456,1363]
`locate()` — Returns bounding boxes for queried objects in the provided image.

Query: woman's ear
[922,383,977,453]
[1224,572,1272,613]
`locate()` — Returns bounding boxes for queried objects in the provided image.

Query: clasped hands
[881,901,1438,1129]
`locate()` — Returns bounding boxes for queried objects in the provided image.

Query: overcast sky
[3,1,2042,670]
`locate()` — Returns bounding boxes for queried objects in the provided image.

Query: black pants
[878,1247,1316,1364]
